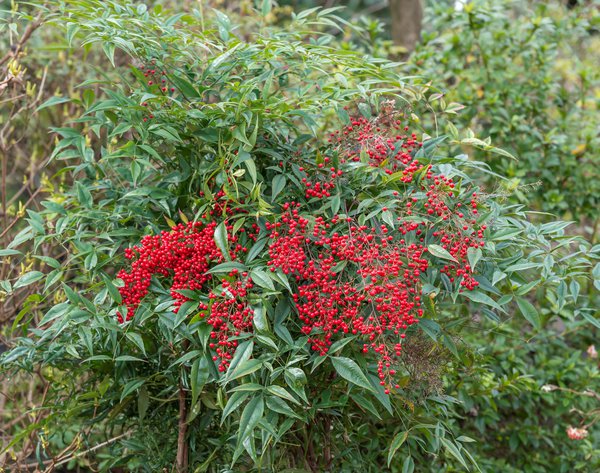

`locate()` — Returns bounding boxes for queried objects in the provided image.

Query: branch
[0,10,46,68]
[176,340,190,472]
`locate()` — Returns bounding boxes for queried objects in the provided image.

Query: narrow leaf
[331,357,374,392]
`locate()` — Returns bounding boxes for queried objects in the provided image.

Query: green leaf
[228,383,263,393]
[331,357,374,392]
[120,379,145,402]
[261,0,272,16]
[36,96,71,112]
[170,350,202,368]
[266,385,300,405]
[170,75,200,98]
[271,175,286,201]
[255,334,278,350]
[206,261,248,274]
[388,431,409,466]
[14,271,44,289]
[102,274,122,304]
[191,357,210,408]
[222,391,250,423]
[581,311,600,329]
[328,336,357,354]
[461,290,505,312]
[66,23,79,46]
[556,281,567,310]
[569,280,580,303]
[490,146,517,161]
[214,222,230,260]
[102,42,116,67]
[467,247,482,269]
[125,332,146,355]
[151,127,182,142]
[381,210,395,228]
[330,193,341,214]
[368,374,393,415]
[252,305,269,332]
[244,159,257,185]
[284,367,308,403]
[0,249,22,257]
[227,359,263,383]
[245,236,268,264]
[251,269,275,291]
[269,270,291,292]
[514,280,540,296]
[350,393,382,420]
[226,341,254,378]
[233,125,252,147]
[440,438,470,470]
[174,301,199,328]
[402,456,415,473]
[115,355,146,362]
[442,334,459,359]
[38,302,70,326]
[76,181,92,208]
[266,395,301,419]
[237,396,264,444]
[516,297,541,330]
[427,244,458,262]
[33,255,60,269]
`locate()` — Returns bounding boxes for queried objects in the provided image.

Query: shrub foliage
[0,1,598,472]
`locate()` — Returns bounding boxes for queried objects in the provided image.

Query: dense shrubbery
[0,1,598,472]
[410,0,600,224]
[403,3,600,471]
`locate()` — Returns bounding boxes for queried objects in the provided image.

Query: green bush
[0,1,598,472]
[410,0,600,224]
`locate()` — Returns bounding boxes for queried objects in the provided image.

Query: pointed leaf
[388,431,409,467]
[427,244,458,262]
[516,297,541,329]
[331,357,374,392]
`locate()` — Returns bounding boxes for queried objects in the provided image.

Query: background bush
[409,0,600,225]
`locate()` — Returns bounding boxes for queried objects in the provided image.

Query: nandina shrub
[1,2,597,472]
[114,104,488,394]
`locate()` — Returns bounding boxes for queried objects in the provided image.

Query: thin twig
[17,431,131,471]
[0,187,43,240]
[0,10,46,68]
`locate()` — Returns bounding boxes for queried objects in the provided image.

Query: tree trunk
[176,340,191,472]
[389,0,423,54]
[176,382,189,472]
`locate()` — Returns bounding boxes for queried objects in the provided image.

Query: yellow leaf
[571,144,586,156]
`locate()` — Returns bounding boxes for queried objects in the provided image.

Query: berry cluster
[115,100,488,392]
[118,221,220,322]
[204,273,255,371]
[264,107,486,390]
[300,158,344,199]
[139,59,175,94]
[335,105,485,293]
[267,205,444,391]
[116,215,259,370]
[136,59,178,122]
[330,105,423,179]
